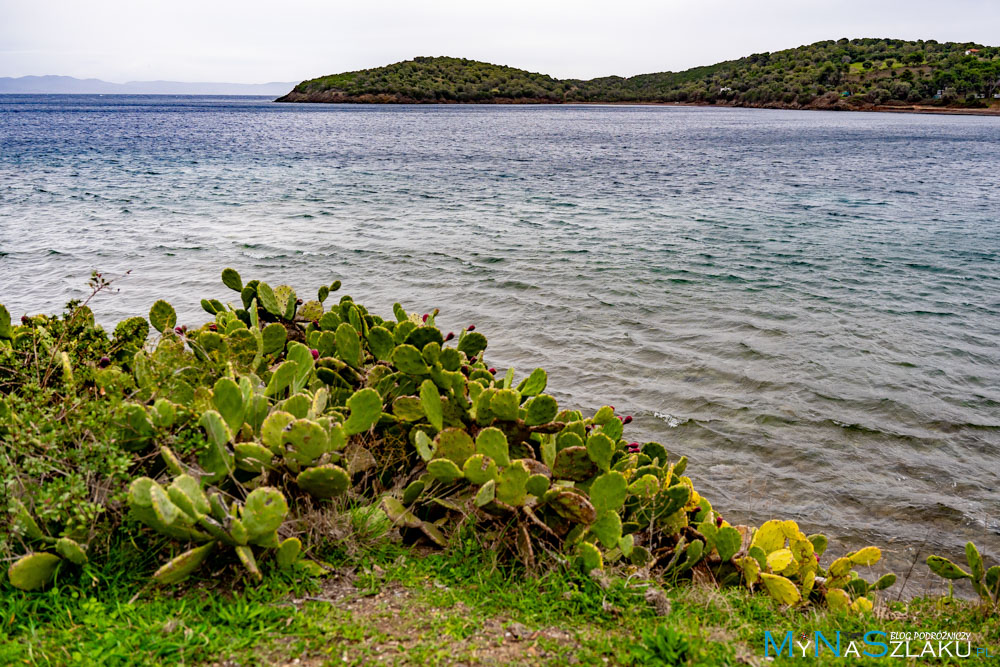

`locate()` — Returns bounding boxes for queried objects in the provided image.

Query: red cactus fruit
[623,415,633,424]
[467,324,476,331]
[422,313,429,323]
[444,332,455,342]
[310,349,319,360]
[488,367,497,374]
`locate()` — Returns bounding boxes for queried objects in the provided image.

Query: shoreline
[274,92,1000,117]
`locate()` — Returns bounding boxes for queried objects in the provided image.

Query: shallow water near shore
[1,95,998,594]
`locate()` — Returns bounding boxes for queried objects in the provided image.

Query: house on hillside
[964,49,980,56]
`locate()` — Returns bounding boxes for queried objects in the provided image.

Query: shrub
[2,269,892,614]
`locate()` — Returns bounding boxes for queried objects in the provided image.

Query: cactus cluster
[736,520,894,612]
[1,268,897,612]
[927,541,1000,608]
[127,475,302,583]
[5,499,89,591]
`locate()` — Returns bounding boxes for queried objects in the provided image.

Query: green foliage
[927,541,1000,609]
[630,626,693,666]
[0,270,898,615]
[286,41,1000,108]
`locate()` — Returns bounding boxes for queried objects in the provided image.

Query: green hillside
[284,56,569,102]
[279,38,1000,108]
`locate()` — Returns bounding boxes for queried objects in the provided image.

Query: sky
[1,0,997,83]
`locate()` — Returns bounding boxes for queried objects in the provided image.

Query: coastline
[275,91,1000,117]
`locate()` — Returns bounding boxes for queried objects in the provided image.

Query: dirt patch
[263,569,591,665]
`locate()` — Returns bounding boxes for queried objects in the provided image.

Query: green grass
[3,533,997,665]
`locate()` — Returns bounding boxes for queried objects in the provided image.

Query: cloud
[0,0,996,82]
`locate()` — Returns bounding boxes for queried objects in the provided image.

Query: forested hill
[277,38,1000,109]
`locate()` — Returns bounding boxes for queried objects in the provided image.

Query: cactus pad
[716,526,742,561]
[456,331,488,358]
[261,411,295,452]
[392,396,425,421]
[525,474,550,497]
[926,556,971,579]
[462,454,498,485]
[547,491,597,524]
[655,484,692,520]
[153,542,216,585]
[585,433,614,471]
[296,464,351,499]
[427,458,464,483]
[167,474,211,518]
[402,480,426,505]
[524,394,558,426]
[590,510,622,548]
[8,553,62,591]
[273,285,297,320]
[641,442,669,464]
[241,487,288,543]
[474,479,496,507]
[599,417,623,442]
[334,322,362,368]
[261,322,287,354]
[391,344,428,375]
[576,542,603,573]
[515,367,547,397]
[221,267,243,291]
[552,446,597,482]
[760,573,800,606]
[234,442,275,473]
[276,537,302,569]
[589,472,627,513]
[343,388,382,435]
[495,460,530,506]
[282,419,329,465]
[212,377,245,431]
[55,537,88,565]
[489,389,520,421]
[420,379,444,431]
[433,428,476,467]
[148,300,177,333]
[413,429,435,462]
[298,300,324,323]
[475,427,510,467]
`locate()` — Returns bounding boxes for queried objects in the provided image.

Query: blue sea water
[1,95,998,589]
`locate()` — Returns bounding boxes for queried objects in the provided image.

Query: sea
[1,95,997,593]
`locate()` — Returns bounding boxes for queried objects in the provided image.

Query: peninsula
[277,38,1000,113]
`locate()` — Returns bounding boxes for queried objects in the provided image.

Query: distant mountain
[0,75,298,95]
[278,39,1000,111]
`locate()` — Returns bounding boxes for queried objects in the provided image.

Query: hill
[277,38,1000,110]
[0,75,298,95]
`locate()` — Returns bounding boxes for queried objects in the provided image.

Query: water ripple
[1,95,998,582]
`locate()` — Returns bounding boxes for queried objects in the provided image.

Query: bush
[3,269,895,614]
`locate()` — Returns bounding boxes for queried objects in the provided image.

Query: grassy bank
[2,269,998,665]
[3,529,997,666]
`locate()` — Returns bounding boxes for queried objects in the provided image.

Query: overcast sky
[1,0,996,83]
